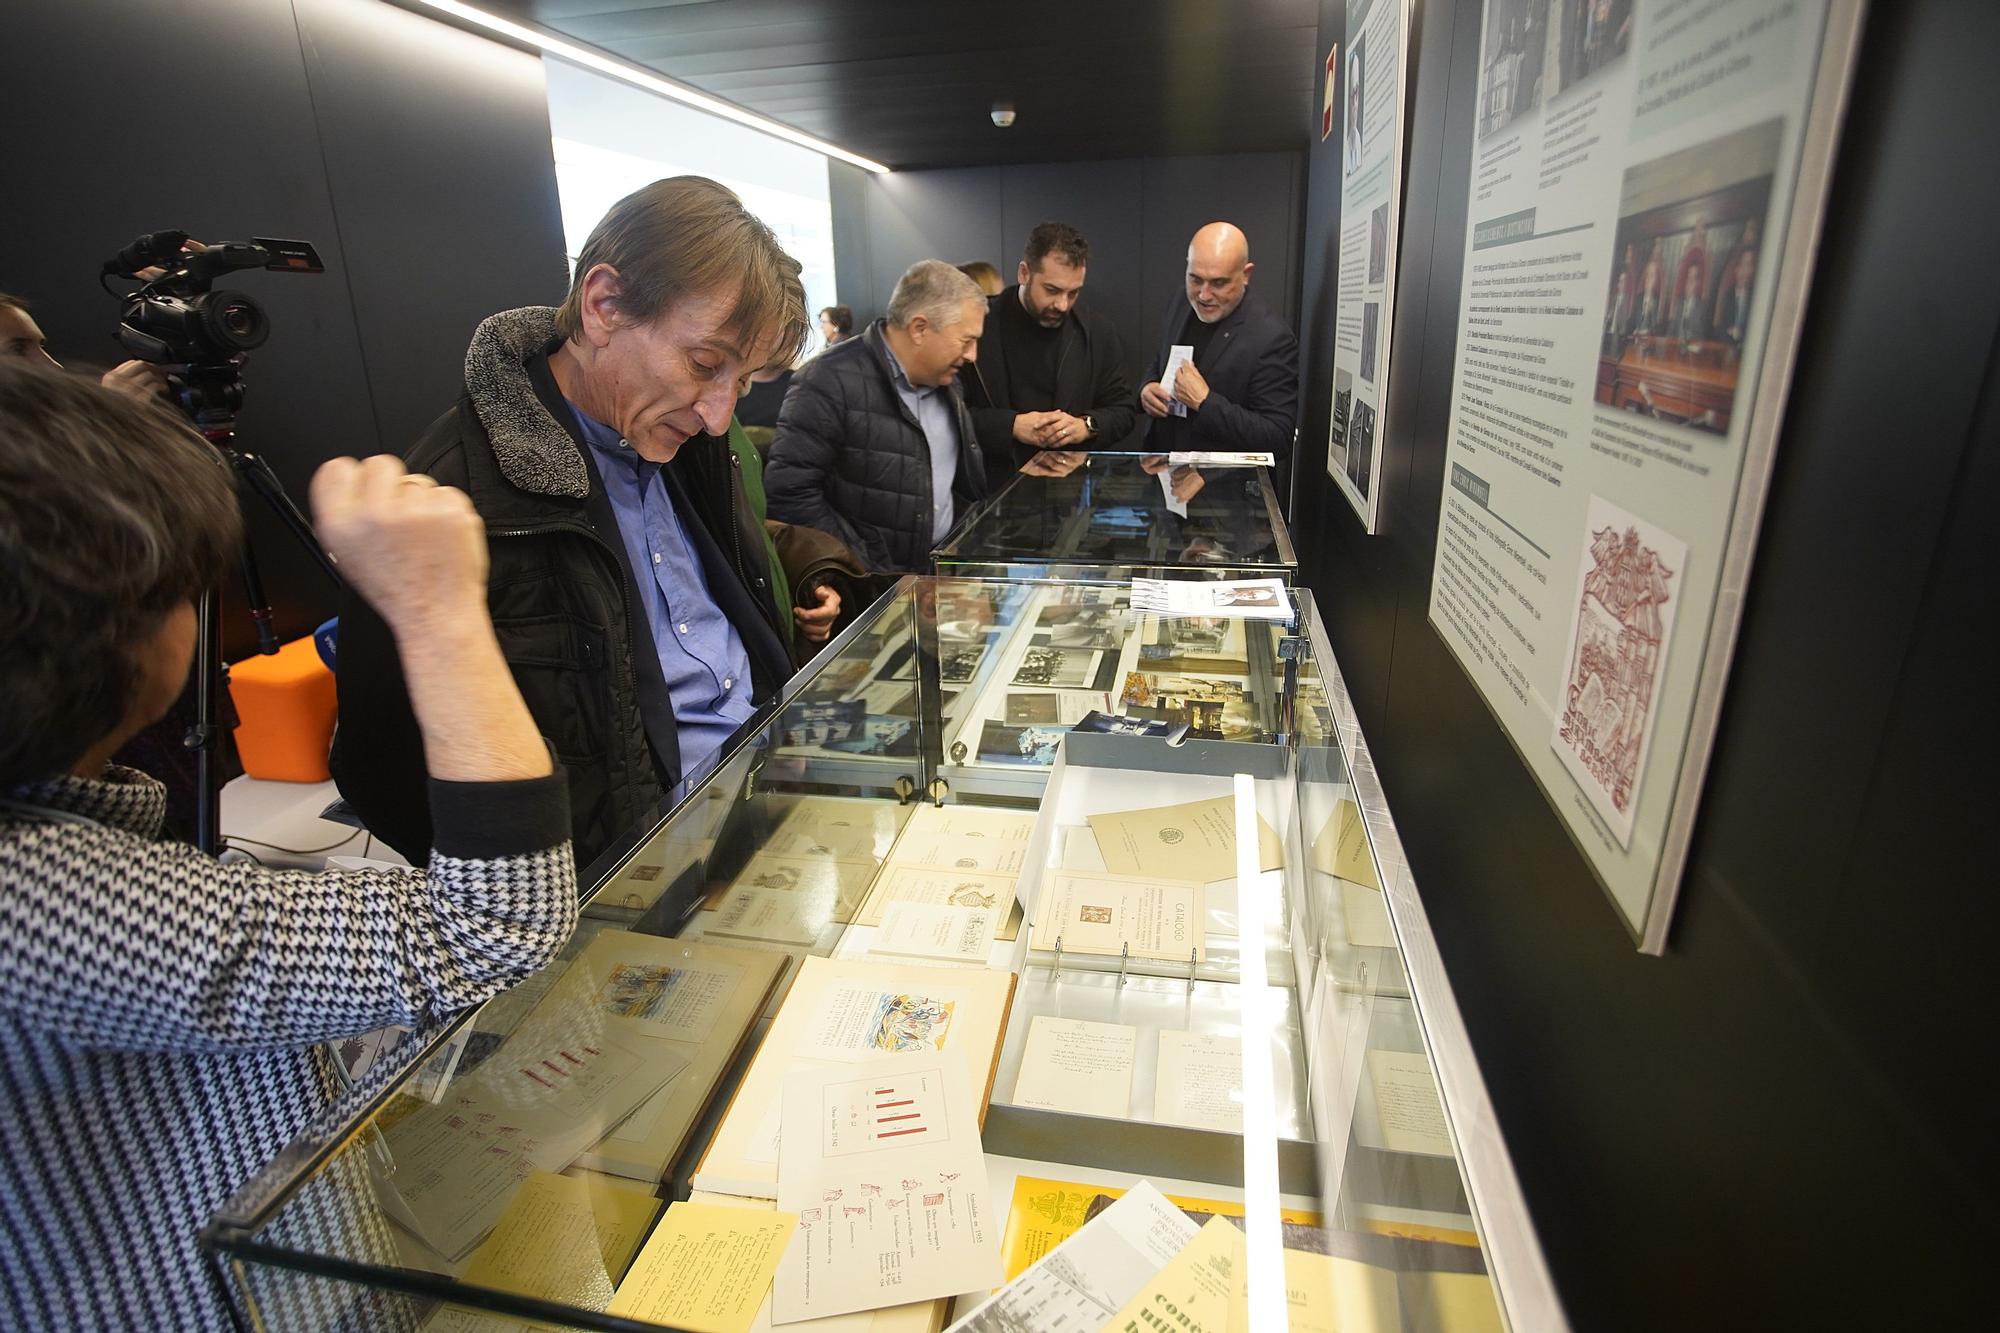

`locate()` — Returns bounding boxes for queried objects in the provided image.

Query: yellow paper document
[1277,1247,1402,1333]
[1103,1214,1395,1333]
[457,1170,657,1308]
[1103,1214,1241,1333]
[1089,796,1283,884]
[607,1201,795,1333]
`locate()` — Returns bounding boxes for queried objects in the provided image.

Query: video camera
[103,230,323,422]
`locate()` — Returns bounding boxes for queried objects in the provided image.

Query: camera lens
[199,290,269,353]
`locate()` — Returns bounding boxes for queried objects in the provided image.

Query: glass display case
[204,576,1561,1333]
[932,453,1296,584]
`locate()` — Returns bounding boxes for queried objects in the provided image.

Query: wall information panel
[1325,0,1414,531]
[1426,0,1862,949]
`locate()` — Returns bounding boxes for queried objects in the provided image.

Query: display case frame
[932,452,1297,585]
[202,574,1564,1333]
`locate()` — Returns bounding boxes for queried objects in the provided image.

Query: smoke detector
[991,103,1016,128]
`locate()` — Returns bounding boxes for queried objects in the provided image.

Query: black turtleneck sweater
[1179,306,1223,368]
[996,289,1063,411]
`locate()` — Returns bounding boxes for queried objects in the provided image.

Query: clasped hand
[1012,409,1089,448]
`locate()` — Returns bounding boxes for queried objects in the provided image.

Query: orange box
[227,635,336,782]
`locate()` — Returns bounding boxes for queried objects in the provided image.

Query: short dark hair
[0,364,240,784]
[0,291,31,314]
[1024,222,1089,271]
[820,305,853,335]
[555,176,809,369]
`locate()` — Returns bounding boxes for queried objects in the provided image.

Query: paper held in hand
[1159,344,1194,417]
[1131,577,1295,621]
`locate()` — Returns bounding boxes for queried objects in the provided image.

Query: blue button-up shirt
[567,400,756,774]
[880,338,960,541]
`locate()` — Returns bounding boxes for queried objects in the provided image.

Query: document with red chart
[773,1053,1001,1322]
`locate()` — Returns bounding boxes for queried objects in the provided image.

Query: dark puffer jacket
[764,321,989,574]
[331,307,794,870]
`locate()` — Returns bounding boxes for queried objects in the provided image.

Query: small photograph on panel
[1594,117,1781,438]
[1344,34,1367,174]
[1368,203,1389,285]
[1348,401,1377,500]
[1550,0,1634,101]
[1331,368,1354,452]
[1479,0,1552,140]
[1360,301,1381,383]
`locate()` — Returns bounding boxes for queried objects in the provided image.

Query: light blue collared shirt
[880,338,960,541]
[566,400,756,774]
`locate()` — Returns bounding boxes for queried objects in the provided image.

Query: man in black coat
[1139,222,1301,501]
[961,222,1137,470]
[332,177,822,869]
[765,260,992,574]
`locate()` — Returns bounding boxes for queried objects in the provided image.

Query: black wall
[4,0,568,659]
[830,152,1304,449]
[1295,0,1996,1325]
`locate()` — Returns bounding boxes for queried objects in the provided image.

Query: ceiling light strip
[412,0,892,174]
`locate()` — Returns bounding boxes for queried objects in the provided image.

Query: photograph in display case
[978,719,1069,766]
[779,699,863,747]
[1011,645,1110,690]
[1136,613,1248,673]
[941,640,993,684]
[1003,690,1109,727]
[822,714,915,756]
[1119,672,1257,741]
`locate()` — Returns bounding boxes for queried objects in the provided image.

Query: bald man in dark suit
[1138,223,1300,501]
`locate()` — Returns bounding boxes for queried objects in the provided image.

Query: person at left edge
[333,177,829,869]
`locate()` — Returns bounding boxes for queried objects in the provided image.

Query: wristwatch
[1082,414,1097,438]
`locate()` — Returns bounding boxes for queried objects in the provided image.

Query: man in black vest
[1139,222,1300,501]
[962,222,1137,471]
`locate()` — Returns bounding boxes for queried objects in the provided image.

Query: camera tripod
[180,393,342,856]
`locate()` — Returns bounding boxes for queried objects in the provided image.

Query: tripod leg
[187,586,225,857]
[234,450,341,587]
[239,540,279,658]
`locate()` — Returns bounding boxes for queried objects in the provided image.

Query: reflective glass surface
[209,579,1516,1333]
[933,454,1296,584]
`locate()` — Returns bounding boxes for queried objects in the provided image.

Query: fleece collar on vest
[464,306,590,500]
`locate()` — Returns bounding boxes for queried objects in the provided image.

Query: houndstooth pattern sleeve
[0,823,577,1053]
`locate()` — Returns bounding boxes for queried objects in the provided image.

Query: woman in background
[819,303,854,348]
